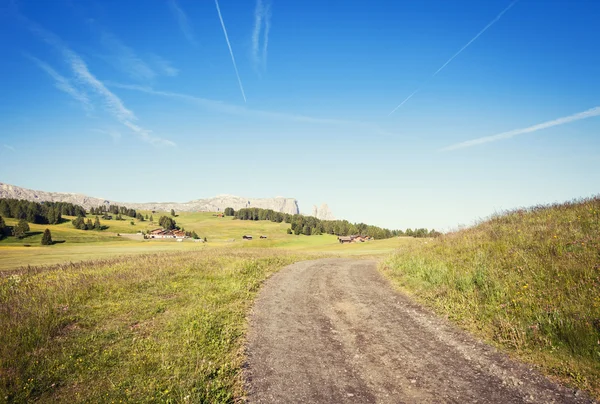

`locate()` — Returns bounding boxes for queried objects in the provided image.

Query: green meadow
[1,199,599,402]
[0,211,408,271]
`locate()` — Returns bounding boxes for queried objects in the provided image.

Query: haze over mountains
[0,182,335,219]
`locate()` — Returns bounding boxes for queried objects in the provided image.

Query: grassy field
[381,197,600,397]
[10,199,598,401]
[0,249,313,403]
[0,212,408,271]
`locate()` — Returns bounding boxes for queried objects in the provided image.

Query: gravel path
[244,258,595,403]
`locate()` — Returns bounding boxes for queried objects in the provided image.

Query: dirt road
[244,259,595,403]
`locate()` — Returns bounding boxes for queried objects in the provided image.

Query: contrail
[389,0,519,116]
[432,0,519,77]
[388,88,420,116]
[215,0,247,102]
[441,106,600,151]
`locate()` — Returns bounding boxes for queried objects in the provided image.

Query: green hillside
[382,196,600,395]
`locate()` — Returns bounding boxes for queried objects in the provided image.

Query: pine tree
[41,229,53,245]
[86,218,93,230]
[14,219,30,239]
[149,215,153,222]
[0,216,7,239]
[94,216,101,230]
[170,209,176,217]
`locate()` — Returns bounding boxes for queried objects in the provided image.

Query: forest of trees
[0,198,85,225]
[230,207,440,239]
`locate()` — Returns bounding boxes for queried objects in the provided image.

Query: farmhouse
[147,229,188,239]
[338,235,373,244]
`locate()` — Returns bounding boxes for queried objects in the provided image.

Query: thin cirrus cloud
[99,32,157,81]
[150,54,180,77]
[441,106,600,151]
[215,0,247,103]
[168,0,197,47]
[108,82,396,137]
[26,20,175,147]
[252,0,271,71]
[24,52,93,113]
[389,0,519,116]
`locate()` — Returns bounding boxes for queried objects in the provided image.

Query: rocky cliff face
[311,203,335,220]
[0,183,300,215]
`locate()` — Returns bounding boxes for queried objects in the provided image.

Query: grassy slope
[382,197,600,396]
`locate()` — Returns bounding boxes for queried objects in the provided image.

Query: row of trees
[231,208,397,239]
[230,207,441,239]
[91,205,141,219]
[0,198,86,224]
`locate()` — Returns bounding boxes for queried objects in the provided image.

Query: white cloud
[25,53,93,113]
[149,54,179,77]
[168,0,197,47]
[28,21,175,147]
[99,32,156,81]
[441,106,600,151]
[108,82,396,136]
[252,0,271,71]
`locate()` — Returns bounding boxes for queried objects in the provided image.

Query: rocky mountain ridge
[0,182,302,215]
[311,203,336,220]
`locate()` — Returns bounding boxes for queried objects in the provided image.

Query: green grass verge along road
[382,197,600,398]
[0,249,308,403]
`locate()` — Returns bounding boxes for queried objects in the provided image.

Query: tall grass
[382,196,600,396]
[0,249,305,403]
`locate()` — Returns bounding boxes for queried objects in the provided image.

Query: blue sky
[0,0,598,230]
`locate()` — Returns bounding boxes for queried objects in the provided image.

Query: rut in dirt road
[244,258,595,404]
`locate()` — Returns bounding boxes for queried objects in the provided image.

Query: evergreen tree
[145,214,149,220]
[94,216,101,230]
[14,219,30,239]
[224,207,235,216]
[41,229,53,245]
[149,215,154,222]
[86,218,93,230]
[0,216,7,239]
[159,216,177,230]
[170,209,176,217]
